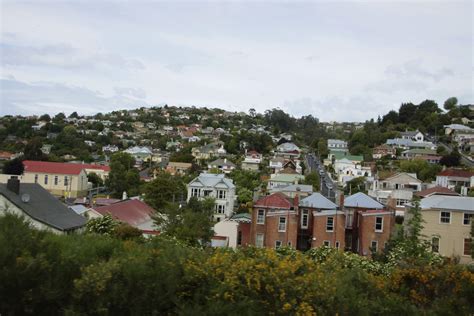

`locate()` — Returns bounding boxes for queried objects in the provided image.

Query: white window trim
[439,211,451,224]
[256,234,264,248]
[323,240,330,247]
[326,216,334,232]
[301,209,309,229]
[257,209,265,225]
[278,217,287,232]
[462,213,472,226]
[275,240,282,248]
[375,216,383,232]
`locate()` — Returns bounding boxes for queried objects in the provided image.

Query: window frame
[439,211,451,224]
[371,240,378,252]
[257,209,265,225]
[54,176,58,186]
[44,175,48,185]
[301,209,309,229]
[463,213,472,226]
[375,216,383,232]
[275,240,282,249]
[431,236,440,253]
[326,216,334,232]
[463,238,472,256]
[323,240,330,247]
[255,233,264,248]
[278,216,287,232]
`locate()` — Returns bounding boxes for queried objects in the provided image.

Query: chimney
[122,191,128,200]
[386,196,396,211]
[7,177,20,195]
[339,193,345,209]
[293,194,299,209]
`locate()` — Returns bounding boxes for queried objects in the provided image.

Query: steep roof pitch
[93,199,156,227]
[0,183,86,231]
[344,192,384,209]
[254,193,294,209]
[300,193,337,209]
[23,160,109,175]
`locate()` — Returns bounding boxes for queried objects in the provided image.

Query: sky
[0,0,472,122]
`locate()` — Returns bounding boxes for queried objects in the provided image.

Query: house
[212,213,251,248]
[21,160,90,198]
[372,144,396,159]
[0,178,86,233]
[241,150,262,171]
[93,199,159,236]
[386,138,436,150]
[275,142,300,159]
[269,157,285,174]
[187,173,236,221]
[191,142,225,161]
[270,184,313,198]
[124,146,153,161]
[41,144,53,155]
[343,192,393,256]
[400,130,424,142]
[444,124,472,136]
[102,145,119,153]
[413,196,473,264]
[435,169,474,195]
[401,149,441,164]
[0,151,14,161]
[299,193,341,251]
[207,158,236,174]
[267,173,305,190]
[414,186,460,198]
[250,193,299,248]
[165,162,192,176]
[327,139,348,152]
[368,172,422,212]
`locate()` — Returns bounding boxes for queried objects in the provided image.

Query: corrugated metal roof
[300,193,337,209]
[344,192,384,209]
[420,195,474,212]
[189,173,235,189]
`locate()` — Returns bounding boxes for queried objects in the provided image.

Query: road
[306,153,337,203]
[433,140,474,168]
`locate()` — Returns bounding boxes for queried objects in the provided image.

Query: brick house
[251,193,299,248]
[299,192,341,251]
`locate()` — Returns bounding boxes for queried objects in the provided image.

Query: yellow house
[20,160,108,198]
[418,196,473,264]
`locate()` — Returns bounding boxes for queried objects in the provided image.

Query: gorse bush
[0,214,473,315]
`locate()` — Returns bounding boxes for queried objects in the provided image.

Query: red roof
[0,151,14,159]
[254,193,294,209]
[438,168,474,178]
[23,160,110,175]
[93,199,156,227]
[415,186,460,198]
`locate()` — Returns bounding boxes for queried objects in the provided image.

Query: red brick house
[251,193,299,248]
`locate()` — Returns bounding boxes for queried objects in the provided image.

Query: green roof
[404,148,437,155]
[330,151,363,162]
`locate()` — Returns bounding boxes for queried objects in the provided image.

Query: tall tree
[143,172,186,210]
[106,152,141,198]
[2,158,24,175]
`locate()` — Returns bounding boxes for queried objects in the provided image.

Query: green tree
[443,97,458,111]
[2,158,24,175]
[304,172,320,191]
[143,172,186,210]
[87,172,104,187]
[23,137,44,160]
[399,159,441,182]
[86,214,119,235]
[344,177,366,195]
[106,152,141,198]
[154,197,215,246]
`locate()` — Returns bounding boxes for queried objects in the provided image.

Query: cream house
[415,196,473,264]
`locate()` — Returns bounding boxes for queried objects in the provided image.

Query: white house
[328,139,348,152]
[400,130,424,143]
[187,173,236,222]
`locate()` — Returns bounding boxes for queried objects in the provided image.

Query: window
[54,176,58,185]
[191,188,200,197]
[326,216,334,232]
[463,213,473,225]
[203,190,211,197]
[301,209,309,228]
[216,205,225,214]
[371,240,378,252]
[440,211,451,224]
[44,175,48,185]
[464,238,472,256]
[237,231,242,246]
[257,210,265,224]
[64,176,69,187]
[375,216,383,232]
[278,217,287,232]
[275,240,282,248]
[287,241,292,247]
[256,234,264,248]
[335,241,340,249]
[34,174,38,183]
[432,237,440,253]
[217,190,226,199]
[346,212,353,228]
[323,240,330,247]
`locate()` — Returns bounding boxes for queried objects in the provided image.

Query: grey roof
[189,173,235,189]
[230,213,251,223]
[274,184,313,193]
[69,204,89,215]
[300,193,338,209]
[420,195,474,212]
[344,192,384,209]
[0,183,86,231]
[209,158,236,168]
[386,138,435,148]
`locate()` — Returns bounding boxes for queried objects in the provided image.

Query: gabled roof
[209,158,236,168]
[300,193,337,209]
[415,186,460,198]
[0,183,86,231]
[23,160,109,175]
[344,192,384,209]
[383,172,421,183]
[254,193,294,209]
[93,199,156,227]
[437,168,474,178]
[189,173,235,189]
[420,195,474,212]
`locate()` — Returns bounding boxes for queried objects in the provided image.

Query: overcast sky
[1,0,472,121]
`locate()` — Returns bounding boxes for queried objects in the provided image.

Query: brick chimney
[339,192,345,209]
[386,196,397,211]
[293,194,299,210]
[7,177,20,195]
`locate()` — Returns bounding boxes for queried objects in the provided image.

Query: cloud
[0,77,147,116]
[385,59,454,82]
[0,42,145,70]
[114,87,147,99]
